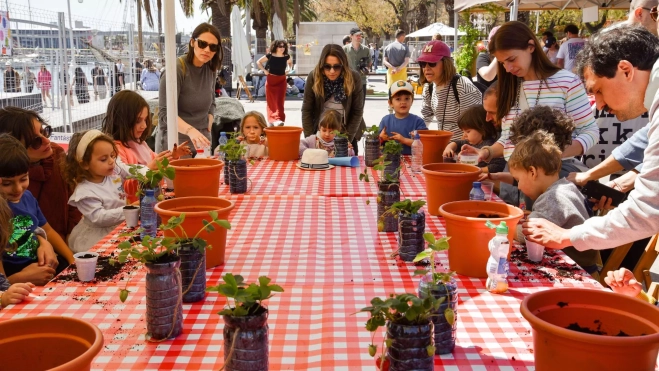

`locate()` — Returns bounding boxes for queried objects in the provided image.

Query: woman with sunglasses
[301,44,365,155]
[461,21,598,207]
[158,23,222,154]
[257,40,293,126]
[418,40,482,141]
[0,107,80,263]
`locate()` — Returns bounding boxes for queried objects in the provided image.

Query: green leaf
[223,273,238,288]
[217,220,231,230]
[269,284,284,293]
[412,250,431,262]
[423,233,436,244]
[413,269,429,276]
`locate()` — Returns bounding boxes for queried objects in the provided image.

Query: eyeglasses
[323,64,343,72]
[195,38,219,52]
[277,44,286,48]
[651,6,659,21]
[419,61,438,69]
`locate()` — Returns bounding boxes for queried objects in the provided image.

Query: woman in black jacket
[301,44,365,155]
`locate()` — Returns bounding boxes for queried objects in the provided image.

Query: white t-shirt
[557,38,586,73]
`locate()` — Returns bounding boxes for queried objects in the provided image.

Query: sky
[11,0,210,35]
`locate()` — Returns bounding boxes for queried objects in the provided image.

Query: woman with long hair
[462,21,598,207]
[74,67,90,104]
[301,44,365,155]
[418,40,482,140]
[157,22,223,153]
[257,40,293,125]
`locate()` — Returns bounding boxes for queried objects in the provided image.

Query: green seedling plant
[413,233,456,327]
[362,125,380,139]
[111,211,231,303]
[220,132,248,162]
[382,140,403,156]
[386,199,426,217]
[332,130,349,139]
[128,157,175,200]
[357,292,442,369]
[206,273,284,317]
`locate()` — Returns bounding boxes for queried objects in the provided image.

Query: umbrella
[272,14,285,40]
[405,23,466,38]
[231,5,252,80]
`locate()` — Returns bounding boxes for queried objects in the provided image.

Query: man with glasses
[627,0,659,35]
[343,27,371,106]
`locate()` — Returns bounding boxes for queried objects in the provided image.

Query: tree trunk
[445,0,455,27]
[210,0,232,91]
[137,0,144,58]
[253,5,269,57]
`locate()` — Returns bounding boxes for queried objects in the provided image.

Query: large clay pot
[397,211,425,262]
[145,256,183,340]
[386,320,434,371]
[439,200,523,278]
[222,308,269,371]
[334,136,349,158]
[264,126,303,161]
[417,130,452,165]
[364,136,381,167]
[521,288,659,370]
[154,197,235,268]
[377,181,400,233]
[179,242,206,303]
[170,158,224,197]
[421,163,481,216]
[418,275,458,355]
[0,316,103,371]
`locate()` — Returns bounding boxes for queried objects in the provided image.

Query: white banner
[0,11,10,56]
[581,106,649,172]
[50,132,74,152]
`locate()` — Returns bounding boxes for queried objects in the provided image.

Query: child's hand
[1,283,35,308]
[348,142,353,149]
[36,239,58,270]
[390,132,404,143]
[237,135,245,142]
[443,148,455,158]
[379,127,389,141]
[605,268,642,298]
[172,141,191,159]
[460,144,486,162]
[20,263,56,286]
[148,150,171,170]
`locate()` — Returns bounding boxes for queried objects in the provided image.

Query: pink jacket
[115,141,156,204]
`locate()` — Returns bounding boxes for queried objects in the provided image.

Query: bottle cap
[145,189,155,196]
[485,220,508,234]
[197,148,204,153]
[220,132,227,136]
[473,181,481,187]
[414,132,420,139]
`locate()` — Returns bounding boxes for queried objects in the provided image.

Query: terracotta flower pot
[417,130,453,165]
[439,201,523,278]
[154,196,235,268]
[521,288,659,370]
[264,126,303,161]
[421,163,482,216]
[170,158,224,198]
[0,316,103,370]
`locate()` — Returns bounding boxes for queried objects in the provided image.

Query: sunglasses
[419,61,438,69]
[652,6,659,22]
[195,38,219,53]
[323,64,343,72]
[277,44,286,48]
[27,125,52,150]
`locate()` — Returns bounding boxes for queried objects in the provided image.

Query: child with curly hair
[509,130,599,277]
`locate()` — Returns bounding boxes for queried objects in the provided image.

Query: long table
[0,158,607,370]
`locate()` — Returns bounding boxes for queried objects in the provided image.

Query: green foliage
[332,130,349,139]
[388,199,426,216]
[454,21,481,75]
[207,273,284,317]
[220,132,248,162]
[362,125,380,139]
[128,158,175,198]
[413,234,456,327]
[382,140,403,156]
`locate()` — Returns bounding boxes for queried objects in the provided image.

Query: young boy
[0,134,68,286]
[378,80,427,155]
[0,198,34,308]
[508,130,600,278]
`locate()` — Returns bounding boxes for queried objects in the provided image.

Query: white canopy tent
[455,0,631,13]
[405,23,466,38]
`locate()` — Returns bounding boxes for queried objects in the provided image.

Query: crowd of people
[3,5,659,311]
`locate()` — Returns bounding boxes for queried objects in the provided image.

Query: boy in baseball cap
[378,80,428,155]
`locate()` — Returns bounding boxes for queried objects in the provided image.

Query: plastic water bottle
[196,146,208,158]
[140,189,158,239]
[411,131,423,173]
[469,181,485,200]
[485,221,510,294]
[218,132,228,161]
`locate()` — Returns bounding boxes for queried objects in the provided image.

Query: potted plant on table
[359,292,441,371]
[207,273,284,371]
[332,130,350,158]
[382,140,403,180]
[413,234,458,355]
[128,158,175,225]
[219,132,249,194]
[359,153,402,233]
[363,125,381,167]
[384,199,426,262]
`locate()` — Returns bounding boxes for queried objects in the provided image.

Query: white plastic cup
[74,252,99,282]
[525,238,545,262]
[123,205,139,228]
[458,153,479,165]
[481,181,494,201]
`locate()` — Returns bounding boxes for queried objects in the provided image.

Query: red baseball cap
[417,40,451,63]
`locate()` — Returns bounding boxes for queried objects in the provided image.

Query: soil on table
[509,246,586,283]
[53,255,137,283]
[566,320,633,337]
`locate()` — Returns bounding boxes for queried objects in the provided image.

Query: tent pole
[164,0,178,150]
[454,11,458,52]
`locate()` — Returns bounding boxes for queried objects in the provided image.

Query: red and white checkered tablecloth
[0,195,606,370]
[217,157,427,197]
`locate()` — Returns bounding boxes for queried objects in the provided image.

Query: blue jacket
[141,69,161,91]
[612,122,648,172]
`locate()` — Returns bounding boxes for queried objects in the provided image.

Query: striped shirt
[499,69,599,160]
[421,76,482,141]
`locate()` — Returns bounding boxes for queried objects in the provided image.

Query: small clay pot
[222,307,269,371]
[417,130,452,165]
[397,211,425,262]
[386,320,434,371]
[421,163,482,215]
[227,159,248,194]
[364,136,381,167]
[418,275,458,354]
[377,181,400,233]
[334,136,349,157]
[384,153,401,180]
[263,126,303,161]
[145,255,183,340]
[170,158,224,197]
[179,241,206,303]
